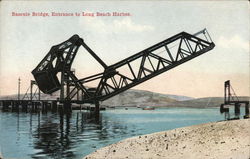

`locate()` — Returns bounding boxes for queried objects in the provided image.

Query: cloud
[112,18,154,32]
[217,35,249,51]
[79,17,154,34]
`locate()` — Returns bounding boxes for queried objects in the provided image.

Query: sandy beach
[84,119,250,159]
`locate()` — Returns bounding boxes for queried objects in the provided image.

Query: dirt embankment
[84,119,250,159]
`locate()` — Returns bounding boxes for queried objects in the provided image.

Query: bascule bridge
[0,29,215,115]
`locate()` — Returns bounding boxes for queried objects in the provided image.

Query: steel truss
[32,29,215,104]
[220,80,249,119]
[22,80,41,101]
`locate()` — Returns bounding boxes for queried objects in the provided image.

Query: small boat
[142,106,155,110]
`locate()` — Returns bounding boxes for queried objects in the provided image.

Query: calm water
[0,107,234,159]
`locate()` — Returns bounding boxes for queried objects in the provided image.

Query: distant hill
[167,96,250,108]
[0,89,193,106]
[102,89,184,106]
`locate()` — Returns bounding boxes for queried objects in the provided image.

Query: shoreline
[84,119,250,159]
[0,105,221,111]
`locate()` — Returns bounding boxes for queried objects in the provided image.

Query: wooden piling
[52,101,57,112]
[21,101,28,112]
[234,103,240,117]
[63,102,72,113]
[244,103,249,119]
[95,101,100,119]
[31,102,35,112]
[2,101,9,111]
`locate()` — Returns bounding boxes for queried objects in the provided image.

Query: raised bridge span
[0,29,215,115]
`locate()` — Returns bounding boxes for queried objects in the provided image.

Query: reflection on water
[0,107,233,159]
[32,113,76,158]
[0,110,135,159]
[30,111,131,159]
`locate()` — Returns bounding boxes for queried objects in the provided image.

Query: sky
[0,1,249,98]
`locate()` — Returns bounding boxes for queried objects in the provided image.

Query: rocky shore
[84,119,250,159]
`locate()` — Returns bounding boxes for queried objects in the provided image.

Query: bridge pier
[42,102,45,112]
[48,102,52,111]
[95,101,100,119]
[220,104,229,113]
[34,102,38,110]
[42,101,48,113]
[2,101,10,111]
[234,103,240,118]
[21,101,28,112]
[31,102,35,112]
[52,101,58,112]
[58,104,63,112]
[11,101,14,111]
[39,101,43,111]
[11,101,19,112]
[244,103,249,119]
[16,101,20,112]
[63,102,72,113]
[220,104,230,120]
[58,102,72,113]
